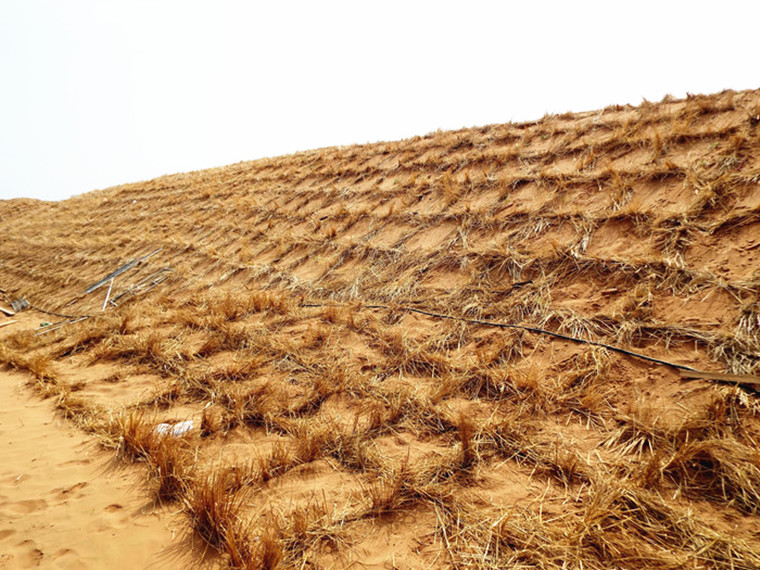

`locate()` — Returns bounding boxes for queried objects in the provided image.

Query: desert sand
[1,89,759,568]
[0,317,213,569]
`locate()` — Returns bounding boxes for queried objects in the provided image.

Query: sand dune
[1,89,759,568]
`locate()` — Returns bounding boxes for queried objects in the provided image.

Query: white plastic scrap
[154,420,194,438]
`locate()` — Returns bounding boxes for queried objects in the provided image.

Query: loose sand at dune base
[0,316,214,569]
[1,89,760,568]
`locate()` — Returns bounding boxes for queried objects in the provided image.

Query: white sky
[1,1,757,202]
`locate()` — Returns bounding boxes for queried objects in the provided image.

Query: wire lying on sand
[301,302,760,387]
[29,304,91,320]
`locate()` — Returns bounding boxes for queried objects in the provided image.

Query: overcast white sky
[1,1,757,202]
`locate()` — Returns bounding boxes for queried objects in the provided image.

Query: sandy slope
[0,89,758,567]
[0,317,186,569]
